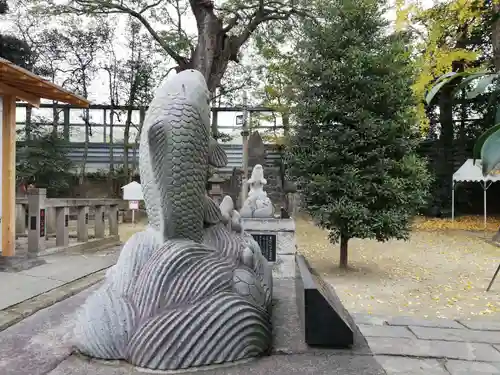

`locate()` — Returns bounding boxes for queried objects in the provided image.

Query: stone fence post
[28,188,46,255]
[109,205,118,236]
[77,206,89,242]
[46,207,56,238]
[55,206,69,247]
[94,205,105,238]
[15,204,26,236]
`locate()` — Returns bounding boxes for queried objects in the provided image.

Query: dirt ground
[297,217,500,320]
[117,217,500,320]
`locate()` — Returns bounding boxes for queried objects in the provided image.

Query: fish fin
[209,138,228,167]
[204,195,223,225]
[148,119,169,241]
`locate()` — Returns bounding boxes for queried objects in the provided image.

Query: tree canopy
[33,0,315,92]
[287,0,432,267]
[0,0,32,67]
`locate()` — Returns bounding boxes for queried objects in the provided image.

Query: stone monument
[73,70,273,371]
[240,164,275,218]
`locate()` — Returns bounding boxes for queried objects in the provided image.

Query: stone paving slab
[0,247,119,311]
[409,325,500,344]
[366,336,500,361]
[375,355,448,374]
[357,313,500,375]
[459,320,500,331]
[48,353,387,375]
[386,316,464,329]
[445,360,500,375]
[18,251,118,283]
[351,313,388,326]
[357,324,415,338]
[0,273,63,310]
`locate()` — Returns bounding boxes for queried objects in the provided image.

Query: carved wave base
[73,227,273,371]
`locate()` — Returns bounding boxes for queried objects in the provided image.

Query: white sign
[129,200,139,210]
[122,181,144,201]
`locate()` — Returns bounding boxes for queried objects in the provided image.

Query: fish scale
[140,69,228,243]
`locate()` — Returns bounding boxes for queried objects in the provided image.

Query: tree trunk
[25,106,32,140]
[492,4,500,71]
[124,108,132,182]
[188,6,237,93]
[491,4,500,238]
[80,108,89,189]
[339,235,349,269]
[211,94,218,137]
[437,84,455,214]
[52,101,60,135]
[109,109,115,175]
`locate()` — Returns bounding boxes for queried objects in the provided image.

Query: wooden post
[2,96,16,256]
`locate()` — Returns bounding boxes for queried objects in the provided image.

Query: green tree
[0,0,32,67]
[16,120,75,197]
[287,0,432,268]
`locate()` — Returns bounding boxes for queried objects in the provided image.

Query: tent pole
[451,180,455,222]
[484,183,487,231]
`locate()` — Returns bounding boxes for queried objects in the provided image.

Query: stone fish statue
[73,70,273,370]
[240,164,275,218]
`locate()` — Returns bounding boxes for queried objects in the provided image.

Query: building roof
[0,58,90,108]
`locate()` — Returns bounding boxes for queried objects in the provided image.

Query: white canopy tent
[452,159,500,228]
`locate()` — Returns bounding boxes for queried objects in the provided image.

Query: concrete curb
[0,268,108,332]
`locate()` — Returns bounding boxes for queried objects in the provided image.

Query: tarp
[452,159,500,228]
[453,159,500,182]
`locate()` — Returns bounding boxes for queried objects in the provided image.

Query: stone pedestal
[241,218,296,279]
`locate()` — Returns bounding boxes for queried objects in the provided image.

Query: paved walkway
[0,246,120,331]
[353,313,500,374]
[0,245,499,374]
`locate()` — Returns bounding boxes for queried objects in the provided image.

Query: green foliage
[396,0,492,133]
[16,121,75,197]
[0,0,31,68]
[474,123,500,163]
[481,127,500,175]
[425,69,500,176]
[287,0,432,263]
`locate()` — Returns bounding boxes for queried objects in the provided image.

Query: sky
[5,0,438,142]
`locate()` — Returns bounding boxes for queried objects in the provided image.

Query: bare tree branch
[69,0,189,67]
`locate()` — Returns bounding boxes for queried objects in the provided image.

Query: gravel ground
[117,218,500,320]
[296,217,500,320]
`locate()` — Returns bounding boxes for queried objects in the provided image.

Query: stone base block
[295,254,354,348]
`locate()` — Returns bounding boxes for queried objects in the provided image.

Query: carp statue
[73,69,273,370]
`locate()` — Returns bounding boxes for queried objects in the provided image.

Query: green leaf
[466,74,499,99]
[473,122,500,164]
[452,72,490,96]
[435,72,457,84]
[425,74,456,105]
[481,127,500,176]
